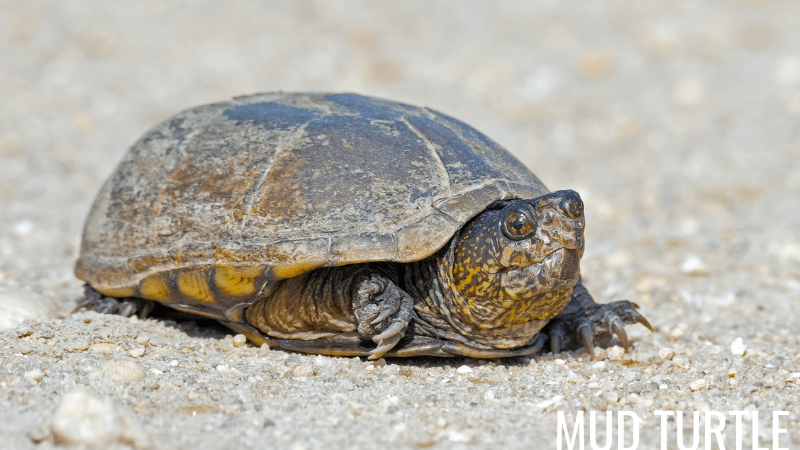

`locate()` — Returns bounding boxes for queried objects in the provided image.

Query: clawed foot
[75,285,155,319]
[545,300,652,359]
[354,274,414,360]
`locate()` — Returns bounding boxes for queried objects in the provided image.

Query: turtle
[75,92,651,359]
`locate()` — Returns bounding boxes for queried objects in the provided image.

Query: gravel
[1,1,799,449]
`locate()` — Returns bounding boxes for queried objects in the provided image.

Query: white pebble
[392,423,409,435]
[169,360,179,367]
[24,368,45,382]
[681,254,709,276]
[659,347,675,360]
[128,348,145,358]
[89,343,117,352]
[215,364,229,372]
[232,334,247,347]
[51,389,147,447]
[730,337,747,356]
[292,365,314,377]
[99,360,145,384]
[689,379,707,391]
[456,365,473,374]
[591,361,606,370]
[606,346,625,360]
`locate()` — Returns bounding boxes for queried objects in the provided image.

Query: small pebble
[292,365,314,377]
[89,343,118,352]
[730,337,747,356]
[24,368,45,382]
[392,423,409,435]
[606,346,625,360]
[128,347,145,358]
[456,365,473,374]
[681,254,709,276]
[51,389,146,447]
[689,379,707,391]
[591,361,606,370]
[658,347,675,360]
[232,334,247,347]
[99,360,146,384]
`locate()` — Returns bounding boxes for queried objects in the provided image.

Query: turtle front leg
[353,273,414,359]
[542,279,652,358]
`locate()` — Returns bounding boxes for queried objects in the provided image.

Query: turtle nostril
[560,198,584,219]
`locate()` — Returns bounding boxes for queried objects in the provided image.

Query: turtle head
[447,189,585,347]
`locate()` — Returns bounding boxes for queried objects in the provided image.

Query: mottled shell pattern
[75,93,547,321]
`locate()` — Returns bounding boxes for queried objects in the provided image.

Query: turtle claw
[577,321,595,359]
[610,316,628,351]
[96,297,119,315]
[370,306,395,325]
[633,312,654,332]
[118,300,139,318]
[358,280,383,297]
[373,321,405,342]
[549,330,563,354]
[369,333,403,360]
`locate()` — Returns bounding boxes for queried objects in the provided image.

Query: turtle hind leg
[353,272,414,360]
[75,284,155,319]
[543,279,653,358]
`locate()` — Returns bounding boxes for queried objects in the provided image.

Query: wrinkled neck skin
[409,194,585,349]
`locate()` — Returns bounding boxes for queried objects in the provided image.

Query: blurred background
[2,2,800,448]
[1,0,799,328]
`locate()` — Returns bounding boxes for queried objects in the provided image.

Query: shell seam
[239,121,313,233]
[401,116,452,191]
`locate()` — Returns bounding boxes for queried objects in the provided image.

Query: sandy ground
[1,1,799,449]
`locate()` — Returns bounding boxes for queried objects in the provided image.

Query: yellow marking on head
[214,265,262,296]
[272,262,324,279]
[454,266,481,291]
[177,270,215,303]
[139,273,172,302]
[97,286,136,298]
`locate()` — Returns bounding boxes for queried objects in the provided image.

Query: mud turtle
[76,92,650,359]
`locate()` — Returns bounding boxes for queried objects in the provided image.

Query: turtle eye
[502,210,535,240]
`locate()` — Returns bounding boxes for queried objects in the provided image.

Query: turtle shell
[75,93,547,316]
